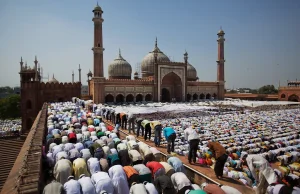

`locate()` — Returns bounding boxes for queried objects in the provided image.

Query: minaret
[92,2,105,77]
[34,56,38,81]
[20,57,23,71]
[72,70,74,83]
[184,50,188,64]
[217,28,225,82]
[78,64,81,82]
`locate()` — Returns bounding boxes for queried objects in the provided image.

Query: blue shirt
[94,119,100,126]
[167,157,185,173]
[163,127,175,139]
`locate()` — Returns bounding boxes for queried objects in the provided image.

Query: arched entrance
[116,94,124,103]
[187,94,191,101]
[105,94,114,103]
[161,72,182,102]
[193,94,198,101]
[281,94,286,98]
[26,118,33,131]
[126,94,134,102]
[136,94,143,102]
[212,93,217,99]
[288,94,299,102]
[199,93,205,99]
[145,94,152,101]
[161,88,170,102]
[206,93,211,99]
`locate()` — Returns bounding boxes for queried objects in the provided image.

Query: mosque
[89,3,226,104]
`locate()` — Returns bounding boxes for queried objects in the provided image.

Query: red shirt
[68,132,76,140]
[107,126,114,131]
[146,161,164,177]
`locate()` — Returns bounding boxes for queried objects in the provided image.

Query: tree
[258,85,278,94]
[0,94,21,119]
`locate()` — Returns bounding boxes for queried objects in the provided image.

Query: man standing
[135,117,144,137]
[151,121,162,147]
[163,126,176,154]
[184,127,200,164]
[127,112,136,134]
[141,119,151,141]
[207,141,228,179]
[120,112,127,129]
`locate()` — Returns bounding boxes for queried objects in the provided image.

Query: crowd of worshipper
[94,101,300,194]
[44,101,248,194]
[0,119,21,137]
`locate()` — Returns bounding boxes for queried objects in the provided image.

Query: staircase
[0,135,27,191]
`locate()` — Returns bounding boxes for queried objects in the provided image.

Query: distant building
[81,85,88,95]
[278,81,300,102]
[13,87,20,94]
[19,56,81,132]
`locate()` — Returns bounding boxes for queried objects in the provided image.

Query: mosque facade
[89,4,226,104]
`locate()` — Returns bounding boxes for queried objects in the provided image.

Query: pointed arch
[136,94,143,102]
[206,93,211,99]
[280,94,286,98]
[105,94,114,103]
[145,94,152,102]
[116,94,124,103]
[126,94,134,102]
[193,93,198,100]
[288,94,299,102]
[187,94,192,101]
[212,93,217,99]
[199,93,205,99]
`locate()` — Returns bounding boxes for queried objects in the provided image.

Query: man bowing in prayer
[207,140,228,179]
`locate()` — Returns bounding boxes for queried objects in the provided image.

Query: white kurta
[108,165,130,194]
[91,171,114,194]
[54,159,73,185]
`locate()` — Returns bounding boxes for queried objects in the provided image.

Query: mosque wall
[20,81,81,133]
[103,85,154,103]
[278,87,300,102]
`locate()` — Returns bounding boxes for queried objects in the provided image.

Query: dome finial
[119,48,121,57]
[155,37,158,48]
[97,1,99,6]
[53,74,54,79]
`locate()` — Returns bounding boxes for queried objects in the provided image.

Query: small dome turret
[108,49,132,79]
[187,63,197,81]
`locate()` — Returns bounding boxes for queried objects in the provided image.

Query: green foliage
[0,94,21,119]
[258,85,278,94]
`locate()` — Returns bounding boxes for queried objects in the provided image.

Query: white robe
[108,165,129,194]
[54,159,72,185]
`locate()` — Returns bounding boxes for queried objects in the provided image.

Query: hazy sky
[0,0,299,89]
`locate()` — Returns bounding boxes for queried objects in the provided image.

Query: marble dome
[187,63,198,81]
[141,38,170,78]
[108,49,132,79]
[48,74,59,83]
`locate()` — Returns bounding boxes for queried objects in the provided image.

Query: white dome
[141,39,170,78]
[108,49,132,79]
[187,63,197,81]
